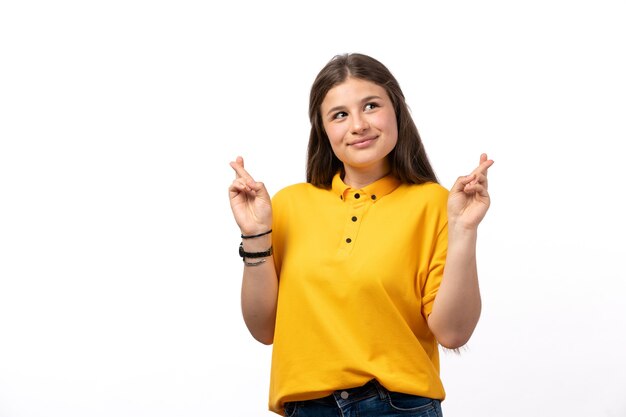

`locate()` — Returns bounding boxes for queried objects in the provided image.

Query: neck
[343,166,390,189]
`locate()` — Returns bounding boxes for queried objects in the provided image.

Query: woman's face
[320,77,398,181]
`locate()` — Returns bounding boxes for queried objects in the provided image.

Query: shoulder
[397,182,449,229]
[397,182,449,205]
[273,182,315,199]
[417,181,449,196]
[272,182,328,206]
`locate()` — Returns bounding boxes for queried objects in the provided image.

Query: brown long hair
[306,53,438,188]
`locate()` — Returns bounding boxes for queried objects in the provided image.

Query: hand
[447,153,494,230]
[228,156,273,235]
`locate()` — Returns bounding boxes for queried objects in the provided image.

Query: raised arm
[428,153,494,349]
[229,156,278,345]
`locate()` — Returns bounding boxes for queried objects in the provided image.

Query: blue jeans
[283,379,443,417]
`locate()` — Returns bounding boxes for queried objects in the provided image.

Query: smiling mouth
[349,136,377,147]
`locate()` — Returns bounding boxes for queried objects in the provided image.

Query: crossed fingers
[464,153,493,194]
[229,156,264,197]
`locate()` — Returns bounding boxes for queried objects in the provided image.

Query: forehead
[322,77,389,107]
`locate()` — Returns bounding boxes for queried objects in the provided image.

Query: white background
[1,1,625,416]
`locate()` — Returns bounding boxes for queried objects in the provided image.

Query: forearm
[240,235,278,345]
[428,225,481,349]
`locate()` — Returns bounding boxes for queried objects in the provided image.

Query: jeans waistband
[307,379,386,406]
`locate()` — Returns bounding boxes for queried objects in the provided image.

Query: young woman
[228,53,493,417]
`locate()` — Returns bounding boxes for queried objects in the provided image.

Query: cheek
[380,112,398,141]
[324,124,345,146]
[390,123,399,144]
[369,111,397,140]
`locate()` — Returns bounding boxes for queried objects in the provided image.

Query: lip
[348,136,377,148]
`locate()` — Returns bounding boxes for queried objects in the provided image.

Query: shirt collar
[331,172,401,202]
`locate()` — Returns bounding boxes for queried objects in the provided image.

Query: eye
[364,102,379,111]
[333,111,348,120]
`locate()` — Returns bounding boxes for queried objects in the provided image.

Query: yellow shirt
[269,173,449,415]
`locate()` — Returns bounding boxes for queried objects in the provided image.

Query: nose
[350,113,369,134]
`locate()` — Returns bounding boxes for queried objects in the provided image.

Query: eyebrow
[325,95,383,117]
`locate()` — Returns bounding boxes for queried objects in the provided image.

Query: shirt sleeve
[420,192,448,318]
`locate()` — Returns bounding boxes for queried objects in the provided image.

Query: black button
[340,195,343,200]
[351,216,357,222]
[371,195,377,200]
[346,238,352,243]
[354,193,360,199]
